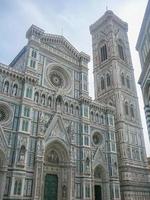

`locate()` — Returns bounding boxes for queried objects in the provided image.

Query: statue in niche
[85,157,90,172]
[18,145,26,165]
[47,150,59,164]
[62,185,67,199]
[12,84,18,96]
[37,140,44,155]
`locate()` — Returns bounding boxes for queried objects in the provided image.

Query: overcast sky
[0,0,149,155]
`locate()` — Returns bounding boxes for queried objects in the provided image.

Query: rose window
[49,71,64,88]
[93,132,103,145]
[46,65,71,92]
[0,102,12,124]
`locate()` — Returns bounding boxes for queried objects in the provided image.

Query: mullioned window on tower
[100,44,107,62]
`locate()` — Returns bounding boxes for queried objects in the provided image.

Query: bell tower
[90,10,150,199]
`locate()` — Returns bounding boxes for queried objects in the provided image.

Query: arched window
[70,104,74,114]
[126,76,130,89]
[96,113,99,122]
[91,111,94,121]
[31,49,37,58]
[118,44,124,60]
[85,157,90,170]
[47,96,52,107]
[26,87,32,98]
[124,101,129,115]
[101,77,105,90]
[101,114,104,124]
[106,73,111,87]
[41,94,45,105]
[121,73,125,85]
[130,104,134,118]
[65,102,68,113]
[100,44,107,62]
[4,81,9,93]
[56,95,62,110]
[34,92,39,103]
[76,106,79,116]
[109,101,113,106]
[127,147,131,159]
[14,179,22,195]
[18,145,26,163]
[12,84,18,96]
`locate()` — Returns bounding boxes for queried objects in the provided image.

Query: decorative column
[33,112,46,200]
[0,164,7,200]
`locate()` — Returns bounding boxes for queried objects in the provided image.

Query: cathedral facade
[0,11,150,200]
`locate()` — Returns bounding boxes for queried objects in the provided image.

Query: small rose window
[0,103,11,124]
[93,132,103,145]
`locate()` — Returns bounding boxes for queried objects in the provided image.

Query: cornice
[0,63,38,84]
[26,24,90,63]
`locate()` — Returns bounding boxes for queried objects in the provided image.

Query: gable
[41,35,80,60]
[93,147,106,169]
[45,114,70,145]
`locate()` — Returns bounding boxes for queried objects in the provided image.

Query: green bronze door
[44,174,58,200]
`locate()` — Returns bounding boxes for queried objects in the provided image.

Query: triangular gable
[45,114,70,145]
[93,147,106,169]
[41,34,80,59]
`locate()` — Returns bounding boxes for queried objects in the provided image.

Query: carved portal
[93,165,110,200]
[43,140,71,200]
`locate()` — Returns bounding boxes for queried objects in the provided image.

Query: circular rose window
[93,132,103,145]
[0,102,12,124]
[46,65,71,92]
[49,71,64,88]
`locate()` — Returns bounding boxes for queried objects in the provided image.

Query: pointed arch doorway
[94,165,109,200]
[43,140,70,200]
[44,174,58,200]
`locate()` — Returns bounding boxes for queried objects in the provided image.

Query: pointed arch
[47,96,52,107]
[126,75,130,89]
[106,73,111,87]
[121,73,125,85]
[117,39,125,60]
[64,101,69,113]
[12,83,18,96]
[98,39,108,62]
[3,80,9,93]
[124,101,129,115]
[34,91,39,103]
[41,94,46,105]
[101,76,105,90]
[130,104,134,118]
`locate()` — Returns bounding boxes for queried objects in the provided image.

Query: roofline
[136,0,150,50]
[9,46,27,67]
[26,25,90,62]
[90,10,128,34]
